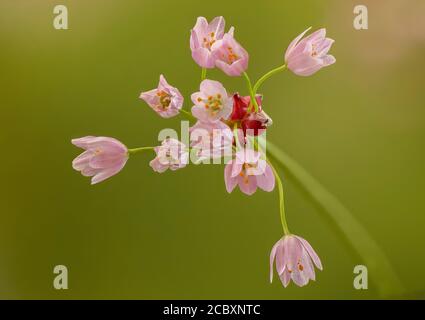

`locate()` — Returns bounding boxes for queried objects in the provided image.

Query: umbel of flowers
[72,16,335,288]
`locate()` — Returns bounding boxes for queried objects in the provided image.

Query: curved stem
[260,137,405,297]
[128,146,155,155]
[243,72,259,112]
[268,160,291,235]
[253,65,286,94]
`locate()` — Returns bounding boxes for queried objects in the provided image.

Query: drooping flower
[190,16,231,68]
[139,75,184,118]
[212,32,249,76]
[150,138,189,173]
[285,27,336,76]
[190,120,233,162]
[72,136,128,184]
[191,79,233,123]
[224,149,275,195]
[270,234,323,287]
[230,93,272,136]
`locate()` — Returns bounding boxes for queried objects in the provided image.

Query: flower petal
[279,269,291,287]
[256,163,275,192]
[238,175,257,195]
[295,236,323,270]
[208,16,225,39]
[269,240,280,283]
[192,47,216,68]
[91,158,127,184]
[285,27,312,61]
[72,150,93,171]
[224,161,238,193]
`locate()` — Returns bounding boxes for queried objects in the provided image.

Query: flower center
[311,43,318,57]
[238,162,258,184]
[202,32,216,49]
[226,46,239,63]
[157,91,171,109]
[197,94,223,114]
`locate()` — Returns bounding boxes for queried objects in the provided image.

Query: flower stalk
[253,65,286,94]
[128,146,155,155]
[269,160,290,235]
[180,109,196,121]
[242,72,259,112]
[201,68,207,81]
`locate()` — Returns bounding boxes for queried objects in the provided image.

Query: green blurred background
[0,0,424,299]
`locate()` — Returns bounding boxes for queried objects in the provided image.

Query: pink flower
[190,16,231,68]
[212,32,249,76]
[270,234,323,287]
[190,120,233,162]
[191,79,233,123]
[285,27,336,76]
[224,149,275,195]
[139,75,184,118]
[72,136,128,184]
[150,138,189,173]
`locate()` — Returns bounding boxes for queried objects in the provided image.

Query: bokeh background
[0,0,424,299]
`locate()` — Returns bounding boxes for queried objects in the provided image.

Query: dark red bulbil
[230,93,272,136]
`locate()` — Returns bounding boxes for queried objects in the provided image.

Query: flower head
[270,234,323,287]
[191,79,233,123]
[150,138,189,173]
[139,75,184,118]
[224,149,275,195]
[190,16,230,68]
[190,120,233,162]
[72,136,128,184]
[212,33,249,76]
[285,27,335,76]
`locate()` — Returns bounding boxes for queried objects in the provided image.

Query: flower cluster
[71,16,335,288]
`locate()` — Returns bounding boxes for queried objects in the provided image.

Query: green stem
[233,123,242,151]
[269,160,291,235]
[201,68,207,81]
[180,109,196,121]
[242,72,259,113]
[260,137,405,297]
[253,65,286,94]
[127,146,155,155]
